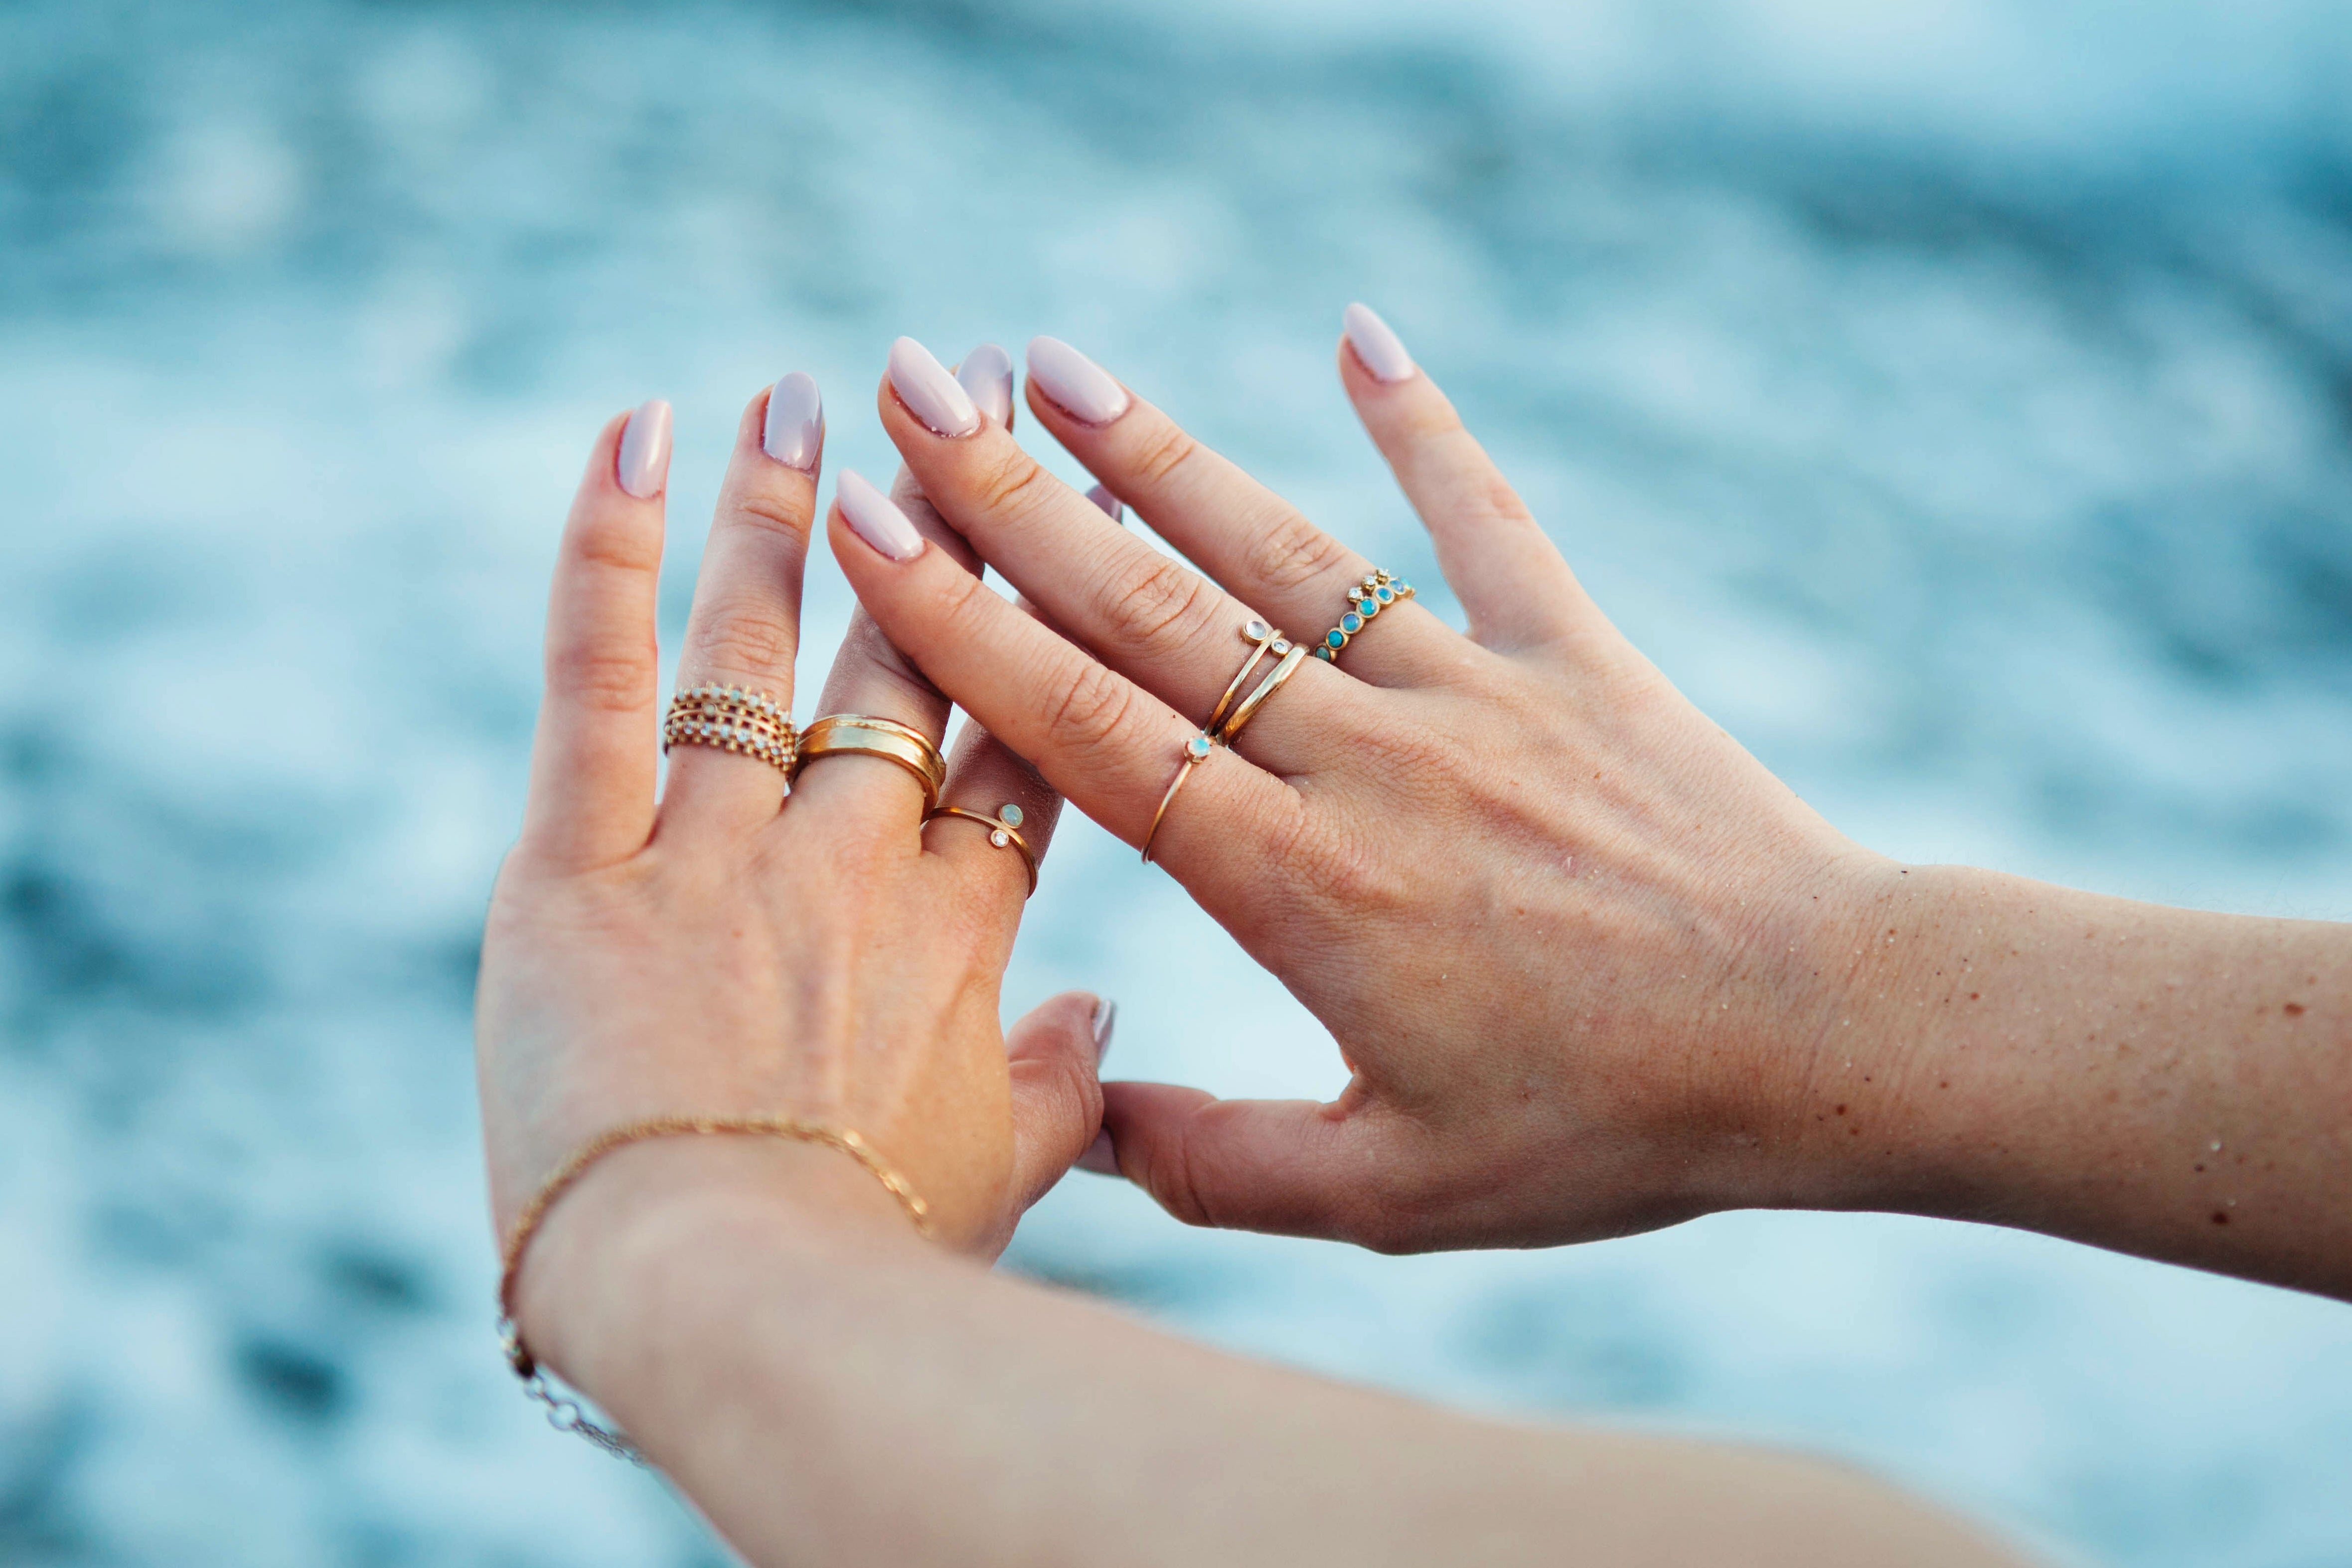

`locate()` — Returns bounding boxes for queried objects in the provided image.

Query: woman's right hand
[828,324,1899,1254]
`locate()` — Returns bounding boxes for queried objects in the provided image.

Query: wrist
[509,1131,932,1405]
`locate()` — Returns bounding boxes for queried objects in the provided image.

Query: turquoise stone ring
[1311,568,1415,667]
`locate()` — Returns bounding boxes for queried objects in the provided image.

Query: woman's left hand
[476,362,1108,1385]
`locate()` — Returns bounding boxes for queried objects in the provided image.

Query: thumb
[1003,990,1112,1220]
[1094,1082,1396,1248]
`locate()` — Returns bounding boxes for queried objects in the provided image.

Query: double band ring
[1206,619,1293,735]
[1309,568,1414,663]
[664,685,796,777]
[925,803,1038,895]
[1218,643,1306,743]
[796,714,947,812]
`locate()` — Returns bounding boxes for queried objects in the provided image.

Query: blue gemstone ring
[1311,568,1414,666]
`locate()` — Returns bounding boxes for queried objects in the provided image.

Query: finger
[517,401,668,872]
[830,503,1304,907]
[1002,991,1111,1220]
[658,375,822,833]
[792,337,1017,833]
[1020,334,1453,686]
[1338,303,1589,653]
[1094,1082,1391,1245]
[876,340,1352,773]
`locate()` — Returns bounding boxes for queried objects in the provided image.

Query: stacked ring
[663,685,796,776]
[1205,619,1293,734]
[1309,568,1414,663]
[1217,643,1306,743]
[925,803,1039,895]
[796,714,947,812]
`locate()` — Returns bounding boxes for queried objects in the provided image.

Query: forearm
[1784,864,2352,1297]
[517,1138,2024,1568]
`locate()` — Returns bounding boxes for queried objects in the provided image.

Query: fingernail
[837,469,926,561]
[1085,482,1124,524]
[1025,336,1130,426]
[1091,998,1117,1064]
[763,372,823,471]
[888,336,980,438]
[1077,1129,1119,1176]
[1342,302,1415,383]
[616,398,672,498]
[956,342,1015,430]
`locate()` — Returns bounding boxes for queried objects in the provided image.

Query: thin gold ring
[796,714,946,813]
[1216,643,1307,743]
[1140,733,1215,865]
[1205,619,1292,735]
[925,803,1039,896]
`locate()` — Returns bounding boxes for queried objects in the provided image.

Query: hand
[829,317,1896,1253]
[476,362,1107,1373]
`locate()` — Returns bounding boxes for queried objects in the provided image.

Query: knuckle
[1130,423,1201,488]
[973,447,1052,517]
[573,517,663,577]
[727,491,814,544]
[549,637,657,713]
[1103,555,1218,651]
[1041,657,1137,751]
[1471,472,1535,528]
[1294,821,1411,917]
[1244,509,1353,596]
[691,599,792,680]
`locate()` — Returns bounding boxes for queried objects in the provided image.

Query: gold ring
[1216,643,1307,743]
[1205,618,1293,734]
[1140,733,1215,865]
[796,714,946,812]
[1309,567,1415,664]
[663,684,795,776]
[925,803,1039,896]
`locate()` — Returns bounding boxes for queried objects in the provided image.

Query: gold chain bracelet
[494,1115,935,1462]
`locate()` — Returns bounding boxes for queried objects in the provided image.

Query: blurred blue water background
[3,1,2351,1563]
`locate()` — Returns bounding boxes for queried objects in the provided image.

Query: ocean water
[2,1,2350,1563]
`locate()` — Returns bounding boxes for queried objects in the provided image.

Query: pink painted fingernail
[957,343,1015,430]
[888,336,980,438]
[763,372,823,471]
[1025,336,1130,426]
[1091,998,1117,1064]
[1343,302,1415,383]
[1085,482,1124,524]
[837,469,926,561]
[1077,1129,1119,1175]
[616,398,672,498]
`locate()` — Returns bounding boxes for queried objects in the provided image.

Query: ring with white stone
[1205,618,1292,735]
[662,684,796,777]
[925,802,1038,895]
[1140,732,1216,867]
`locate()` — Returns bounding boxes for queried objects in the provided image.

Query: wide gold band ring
[1205,618,1294,735]
[925,803,1039,896]
[1141,733,1215,865]
[663,685,796,776]
[796,714,947,813]
[1217,643,1307,744]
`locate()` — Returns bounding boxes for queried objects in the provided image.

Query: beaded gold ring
[663,684,796,775]
[1308,568,1414,664]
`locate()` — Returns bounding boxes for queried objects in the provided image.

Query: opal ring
[926,803,1039,895]
[1206,618,1293,734]
[1140,733,1215,866]
[1309,568,1414,664]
